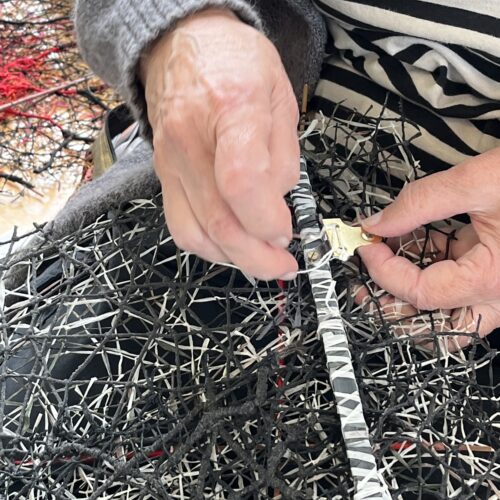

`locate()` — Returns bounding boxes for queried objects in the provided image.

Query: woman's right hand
[141,8,300,281]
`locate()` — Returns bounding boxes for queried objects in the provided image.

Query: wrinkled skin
[359,146,500,345]
[141,9,300,281]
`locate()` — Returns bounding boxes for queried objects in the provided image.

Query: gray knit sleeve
[74,0,263,138]
[74,0,326,138]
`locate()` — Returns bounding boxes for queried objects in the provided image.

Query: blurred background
[0,0,120,257]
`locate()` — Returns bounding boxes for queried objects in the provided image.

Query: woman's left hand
[357,146,500,347]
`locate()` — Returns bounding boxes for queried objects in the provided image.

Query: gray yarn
[74,0,327,139]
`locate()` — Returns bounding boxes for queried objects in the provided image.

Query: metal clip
[322,218,382,261]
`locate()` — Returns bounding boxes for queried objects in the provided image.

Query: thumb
[361,166,481,238]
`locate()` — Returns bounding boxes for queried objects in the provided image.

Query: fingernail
[280,271,297,281]
[363,211,383,228]
[271,237,291,249]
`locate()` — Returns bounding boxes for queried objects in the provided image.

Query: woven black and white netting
[0,107,498,499]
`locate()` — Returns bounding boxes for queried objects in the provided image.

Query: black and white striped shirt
[311,0,500,172]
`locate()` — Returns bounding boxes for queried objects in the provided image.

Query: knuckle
[477,246,500,293]
[460,254,490,297]
[413,288,438,311]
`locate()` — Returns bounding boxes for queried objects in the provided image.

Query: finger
[357,241,494,310]
[355,281,461,348]
[181,155,298,281]
[386,230,447,263]
[385,224,480,266]
[458,303,500,341]
[352,281,392,309]
[157,121,298,280]
[162,174,229,264]
[353,275,499,353]
[354,283,421,337]
[423,303,500,352]
[153,131,229,263]
[362,153,499,237]
[214,102,293,247]
[269,78,301,195]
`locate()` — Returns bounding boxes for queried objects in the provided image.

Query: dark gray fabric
[253,0,327,106]
[74,0,327,138]
[48,142,158,233]
[74,0,264,140]
[2,142,159,290]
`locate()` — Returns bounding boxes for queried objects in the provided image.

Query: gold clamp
[322,218,382,261]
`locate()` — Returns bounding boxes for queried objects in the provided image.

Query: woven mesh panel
[1,107,498,499]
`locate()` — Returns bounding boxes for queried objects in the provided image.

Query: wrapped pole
[291,158,390,500]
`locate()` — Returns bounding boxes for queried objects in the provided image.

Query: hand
[141,9,300,281]
[358,147,500,346]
